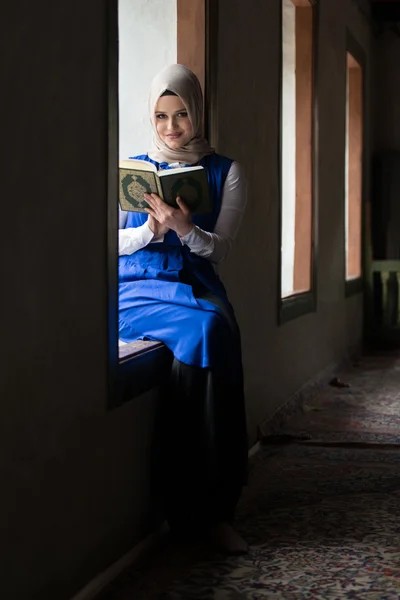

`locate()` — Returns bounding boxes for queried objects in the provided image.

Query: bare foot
[209,522,249,555]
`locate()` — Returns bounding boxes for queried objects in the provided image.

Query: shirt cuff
[178,224,214,257]
[143,220,164,244]
[179,225,196,244]
[141,221,156,244]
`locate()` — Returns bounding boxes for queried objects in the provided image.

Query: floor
[100,350,400,599]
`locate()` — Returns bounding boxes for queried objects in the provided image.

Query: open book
[119,159,211,214]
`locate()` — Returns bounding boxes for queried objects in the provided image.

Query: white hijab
[148,64,214,165]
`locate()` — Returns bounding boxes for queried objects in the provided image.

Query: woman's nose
[167,118,178,131]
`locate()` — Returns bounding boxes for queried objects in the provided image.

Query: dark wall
[373,27,400,152]
[216,0,371,436]
[1,3,161,599]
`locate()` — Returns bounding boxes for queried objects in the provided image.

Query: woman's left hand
[144,193,193,237]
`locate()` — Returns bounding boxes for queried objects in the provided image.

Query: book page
[119,159,157,173]
[158,165,204,177]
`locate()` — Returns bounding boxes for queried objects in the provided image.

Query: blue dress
[119,152,248,528]
[118,152,240,369]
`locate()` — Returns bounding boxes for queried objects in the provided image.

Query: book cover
[119,168,160,213]
[119,160,211,214]
[158,168,211,214]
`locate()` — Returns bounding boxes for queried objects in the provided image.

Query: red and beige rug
[101,352,400,599]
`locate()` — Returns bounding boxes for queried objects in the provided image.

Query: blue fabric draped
[118,153,237,369]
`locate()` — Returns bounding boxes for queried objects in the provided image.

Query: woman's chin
[162,135,189,149]
[165,141,183,150]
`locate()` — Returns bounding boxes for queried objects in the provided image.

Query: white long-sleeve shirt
[118,161,247,264]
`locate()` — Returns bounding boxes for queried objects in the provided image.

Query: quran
[119,159,211,214]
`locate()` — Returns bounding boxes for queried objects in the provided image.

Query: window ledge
[345,276,363,298]
[110,340,173,408]
[119,339,164,361]
[279,291,316,324]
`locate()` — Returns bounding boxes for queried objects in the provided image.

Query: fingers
[144,193,163,207]
[146,213,157,233]
[143,193,192,238]
[144,193,189,215]
[144,195,170,228]
[145,193,174,218]
[175,196,190,215]
[144,204,158,220]
[144,194,161,215]
[144,193,167,216]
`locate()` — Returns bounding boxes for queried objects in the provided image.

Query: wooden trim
[177,0,218,143]
[204,0,219,147]
[293,5,313,292]
[177,0,206,94]
[292,0,313,6]
[346,61,363,279]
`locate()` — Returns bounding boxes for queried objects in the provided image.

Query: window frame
[278,0,319,324]
[344,29,367,299]
[107,0,218,408]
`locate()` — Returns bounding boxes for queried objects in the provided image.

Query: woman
[119,64,248,553]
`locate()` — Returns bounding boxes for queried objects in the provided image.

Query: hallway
[100,350,400,599]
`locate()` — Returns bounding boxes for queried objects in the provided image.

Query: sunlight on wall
[118,0,177,159]
[281,0,296,297]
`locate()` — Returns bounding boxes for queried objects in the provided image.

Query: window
[345,49,363,288]
[107,0,216,405]
[280,0,317,322]
[118,0,207,160]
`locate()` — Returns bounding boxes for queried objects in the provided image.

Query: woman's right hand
[147,214,170,237]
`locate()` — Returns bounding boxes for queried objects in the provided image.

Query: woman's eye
[177,112,188,118]
[156,114,167,119]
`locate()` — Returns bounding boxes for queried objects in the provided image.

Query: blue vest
[119,153,233,299]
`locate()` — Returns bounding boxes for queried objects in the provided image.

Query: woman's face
[154,95,193,150]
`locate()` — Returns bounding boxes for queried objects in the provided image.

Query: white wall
[281,0,296,297]
[118,0,177,159]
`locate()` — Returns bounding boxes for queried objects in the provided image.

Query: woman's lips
[167,133,182,139]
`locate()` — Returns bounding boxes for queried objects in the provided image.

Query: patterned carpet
[100,351,400,599]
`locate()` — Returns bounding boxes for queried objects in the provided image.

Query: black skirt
[153,292,248,531]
